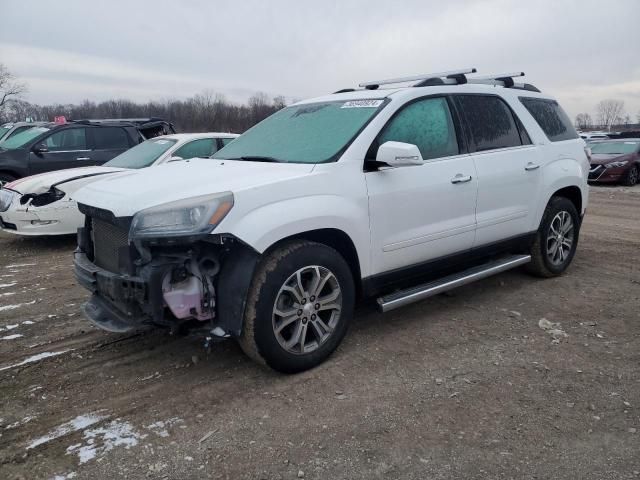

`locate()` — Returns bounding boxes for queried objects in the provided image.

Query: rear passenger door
[366,96,478,275]
[454,94,542,247]
[88,127,132,165]
[28,127,91,174]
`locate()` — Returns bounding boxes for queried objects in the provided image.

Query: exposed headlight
[0,189,16,212]
[129,192,234,239]
[605,161,628,169]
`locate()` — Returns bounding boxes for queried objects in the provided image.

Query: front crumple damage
[0,191,78,234]
[20,187,66,207]
[75,226,260,338]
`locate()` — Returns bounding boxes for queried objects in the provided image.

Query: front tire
[623,165,638,186]
[239,240,355,373]
[527,196,580,278]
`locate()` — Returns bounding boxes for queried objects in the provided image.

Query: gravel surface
[0,186,639,480]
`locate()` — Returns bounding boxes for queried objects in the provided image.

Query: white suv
[73,69,589,373]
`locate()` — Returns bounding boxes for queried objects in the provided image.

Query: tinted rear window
[93,127,130,149]
[519,97,578,142]
[455,95,522,152]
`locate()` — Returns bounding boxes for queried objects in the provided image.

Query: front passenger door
[365,96,478,276]
[28,127,90,174]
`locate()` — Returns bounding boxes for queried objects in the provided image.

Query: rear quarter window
[519,97,578,142]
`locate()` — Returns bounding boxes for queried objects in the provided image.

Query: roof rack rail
[333,69,541,94]
[359,68,477,90]
[466,72,540,92]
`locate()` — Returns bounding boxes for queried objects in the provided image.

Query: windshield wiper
[222,156,284,163]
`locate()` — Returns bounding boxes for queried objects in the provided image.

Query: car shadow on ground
[0,233,77,254]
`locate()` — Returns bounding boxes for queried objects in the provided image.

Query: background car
[579,131,610,143]
[0,132,238,236]
[588,139,640,186]
[0,118,175,186]
[0,121,48,143]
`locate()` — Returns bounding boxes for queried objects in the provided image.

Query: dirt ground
[0,186,638,480]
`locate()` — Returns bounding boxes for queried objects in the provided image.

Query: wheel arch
[214,228,363,338]
[551,185,582,216]
[270,228,363,296]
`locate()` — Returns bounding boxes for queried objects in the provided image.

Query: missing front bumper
[74,250,174,331]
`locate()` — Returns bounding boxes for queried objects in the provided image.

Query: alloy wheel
[272,265,342,355]
[546,211,574,266]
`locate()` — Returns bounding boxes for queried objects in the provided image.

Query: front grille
[92,218,129,273]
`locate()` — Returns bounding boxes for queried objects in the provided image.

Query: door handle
[451,174,472,184]
[76,157,91,160]
[525,162,540,171]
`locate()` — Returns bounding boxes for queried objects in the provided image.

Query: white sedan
[0,132,238,236]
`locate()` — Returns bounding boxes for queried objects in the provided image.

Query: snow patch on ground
[0,291,16,297]
[5,415,35,430]
[1,334,23,340]
[26,412,109,450]
[145,417,184,438]
[66,419,144,464]
[0,282,17,288]
[50,472,77,480]
[0,300,36,311]
[0,349,73,372]
[5,263,37,268]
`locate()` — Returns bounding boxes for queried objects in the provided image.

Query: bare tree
[0,64,27,114]
[596,99,624,130]
[574,113,592,130]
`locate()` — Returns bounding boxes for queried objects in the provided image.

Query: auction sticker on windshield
[341,100,384,108]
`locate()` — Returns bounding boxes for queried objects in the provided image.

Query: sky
[1,0,639,121]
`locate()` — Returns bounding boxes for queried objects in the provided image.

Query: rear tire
[526,196,580,278]
[0,173,16,188]
[239,240,355,373]
[622,165,638,186]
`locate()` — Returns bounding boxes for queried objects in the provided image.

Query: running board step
[376,254,531,313]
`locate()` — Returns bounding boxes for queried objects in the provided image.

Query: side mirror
[168,156,184,162]
[32,143,49,154]
[376,141,424,167]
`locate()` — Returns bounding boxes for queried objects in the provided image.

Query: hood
[590,153,632,166]
[6,166,126,195]
[74,158,316,217]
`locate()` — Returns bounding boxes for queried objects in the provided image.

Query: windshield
[104,138,177,169]
[0,126,50,150]
[590,141,639,155]
[213,99,387,163]
[0,125,12,139]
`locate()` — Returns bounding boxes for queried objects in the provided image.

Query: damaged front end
[74,198,259,339]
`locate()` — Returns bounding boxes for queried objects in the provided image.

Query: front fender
[220,194,371,277]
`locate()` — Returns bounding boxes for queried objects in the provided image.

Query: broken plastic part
[20,188,65,207]
[161,259,217,322]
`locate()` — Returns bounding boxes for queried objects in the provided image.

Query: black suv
[0,118,174,185]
